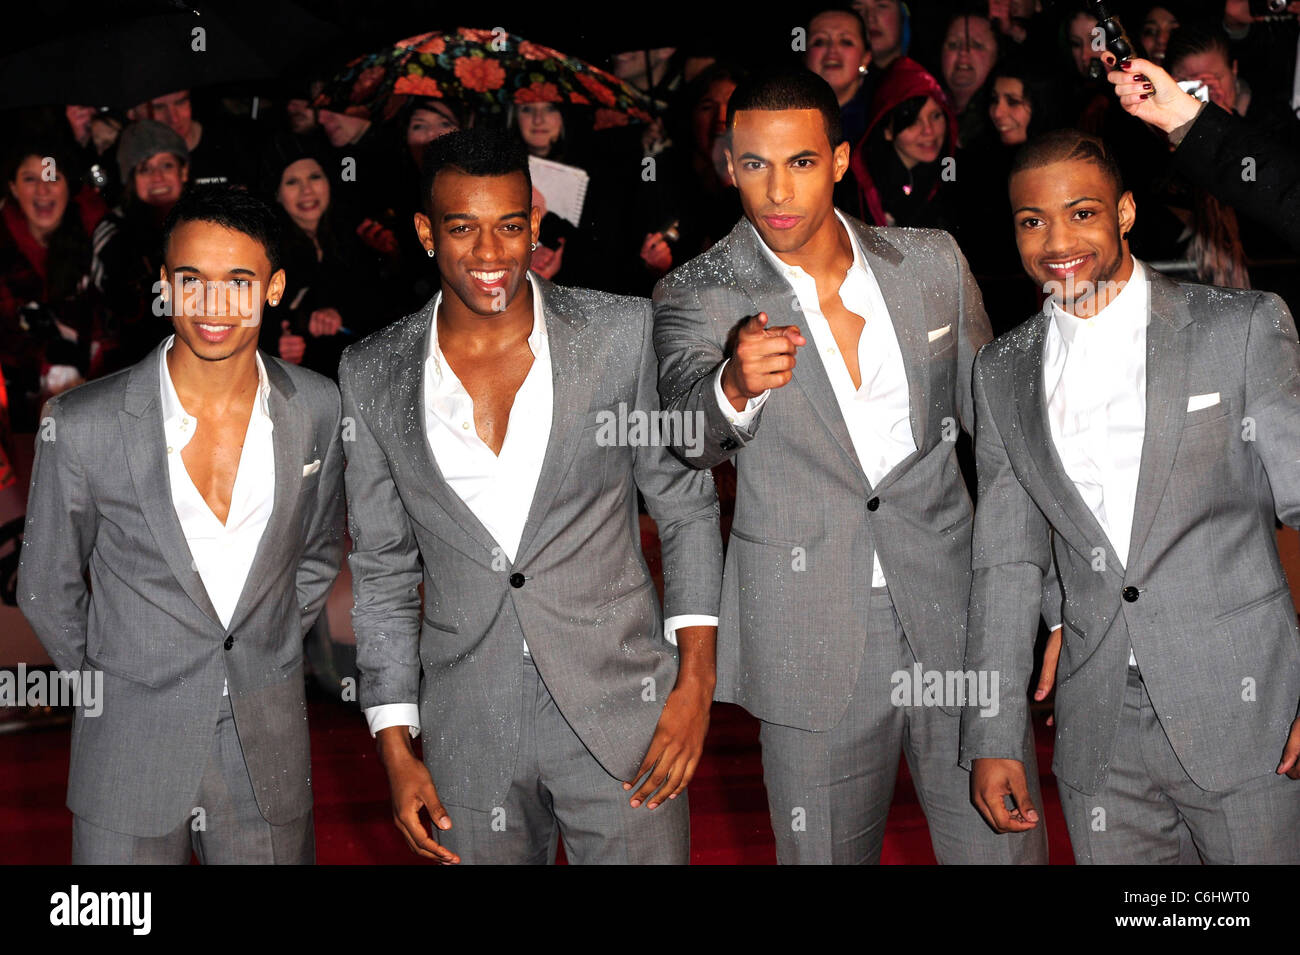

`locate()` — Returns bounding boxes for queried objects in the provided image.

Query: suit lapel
[513,281,599,567]
[727,218,867,483]
[854,219,929,452]
[852,220,928,493]
[225,357,309,633]
[1012,315,1120,565]
[393,301,501,559]
[1126,270,1193,569]
[119,344,223,628]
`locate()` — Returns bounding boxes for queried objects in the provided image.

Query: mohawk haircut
[161,184,283,273]
[419,127,532,217]
[726,66,844,148]
[1010,129,1125,198]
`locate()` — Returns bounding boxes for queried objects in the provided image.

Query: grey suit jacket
[653,215,993,731]
[960,268,1300,794]
[17,341,345,836]
[338,279,723,811]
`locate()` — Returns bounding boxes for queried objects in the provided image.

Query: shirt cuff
[714,360,769,429]
[663,614,719,646]
[365,703,420,738]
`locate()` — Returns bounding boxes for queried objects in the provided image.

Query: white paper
[528,155,589,228]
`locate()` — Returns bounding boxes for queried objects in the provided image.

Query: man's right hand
[376,726,460,864]
[971,757,1040,834]
[720,312,807,412]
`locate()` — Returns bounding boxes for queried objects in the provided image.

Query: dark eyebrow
[1011,196,1104,215]
[441,210,529,223]
[172,266,258,276]
[737,150,820,163]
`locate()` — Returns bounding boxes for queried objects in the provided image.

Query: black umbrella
[0,1,340,109]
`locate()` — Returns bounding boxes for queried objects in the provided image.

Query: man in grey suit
[962,129,1300,863]
[653,67,1048,864]
[340,129,722,865]
[18,186,345,863]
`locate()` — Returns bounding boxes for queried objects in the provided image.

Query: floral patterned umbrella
[314,27,657,130]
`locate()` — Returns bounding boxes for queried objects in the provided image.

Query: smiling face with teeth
[1010,157,1135,318]
[161,220,285,364]
[8,154,70,244]
[413,167,540,321]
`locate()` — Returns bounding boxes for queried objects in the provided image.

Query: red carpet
[0,699,1073,864]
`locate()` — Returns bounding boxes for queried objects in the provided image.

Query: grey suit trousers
[435,654,690,865]
[71,694,315,865]
[1059,666,1300,864]
[759,588,1048,864]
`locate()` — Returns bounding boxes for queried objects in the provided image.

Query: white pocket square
[1187,392,1220,412]
[302,459,321,477]
[927,324,952,343]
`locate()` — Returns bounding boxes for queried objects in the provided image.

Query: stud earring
[427,248,435,257]
[858,64,868,74]
[530,242,537,251]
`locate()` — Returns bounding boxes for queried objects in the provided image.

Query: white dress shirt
[715,210,915,587]
[159,335,276,696]
[366,275,717,737]
[1043,259,1149,665]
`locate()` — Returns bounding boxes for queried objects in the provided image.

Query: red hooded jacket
[849,58,958,226]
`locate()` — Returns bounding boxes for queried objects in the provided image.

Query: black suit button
[223,635,234,650]
[867,497,880,512]
[509,573,525,589]
[1122,586,1140,603]
[720,437,738,451]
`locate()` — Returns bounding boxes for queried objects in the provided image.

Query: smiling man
[19,185,345,863]
[961,129,1300,863]
[339,128,721,865]
[654,66,1048,864]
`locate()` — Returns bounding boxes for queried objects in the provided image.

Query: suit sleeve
[652,273,762,469]
[960,349,1055,767]
[632,302,724,620]
[294,381,346,637]
[16,397,97,672]
[950,231,994,438]
[1243,291,1300,528]
[1173,104,1300,254]
[338,352,424,711]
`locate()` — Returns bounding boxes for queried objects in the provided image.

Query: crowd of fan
[2,0,1298,437]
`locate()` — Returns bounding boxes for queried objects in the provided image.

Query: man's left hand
[625,676,713,809]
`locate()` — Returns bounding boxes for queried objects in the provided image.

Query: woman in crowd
[261,135,375,379]
[953,59,1063,332]
[1139,3,1182,64]
[392,98,464,312]
[805,5,875,149]
[637,63,743,282]
[89,119,189,370]
[804,4,873,217]
[1,142,105,431]
[508,100,584,281]
[850,58,957,229]
[852,0,909,73]
[939,13,1000,150]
